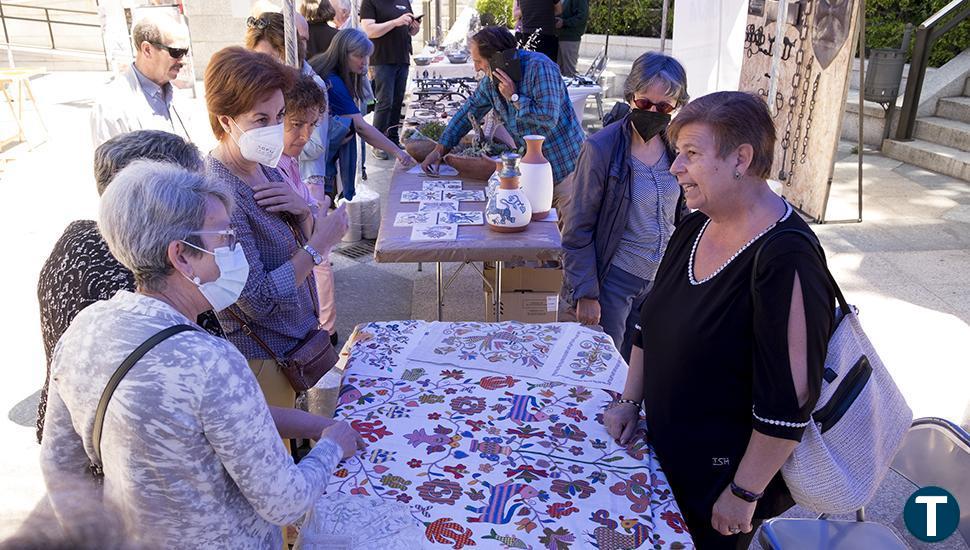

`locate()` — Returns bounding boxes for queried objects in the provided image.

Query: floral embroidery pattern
[429,321,562,370]
[346,321,427,373]
[326,370,692,548]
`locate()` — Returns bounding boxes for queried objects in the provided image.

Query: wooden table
[375,165,562,321]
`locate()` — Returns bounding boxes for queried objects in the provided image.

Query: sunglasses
[151,42,189,59]
[633,97,677,114]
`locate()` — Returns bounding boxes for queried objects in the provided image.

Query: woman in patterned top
[40,161,363,549]
[35,130,223,443]
[204,47,349,413]
[561,52,688,361]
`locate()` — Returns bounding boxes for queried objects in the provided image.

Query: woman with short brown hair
[204,46,348,414]
[604,91,836,548]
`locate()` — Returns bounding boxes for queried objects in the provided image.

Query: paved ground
[1,71,967,547]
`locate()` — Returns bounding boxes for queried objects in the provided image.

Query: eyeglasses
[633,97,678,114]
[185,229,238,252]
[150,42,189,59]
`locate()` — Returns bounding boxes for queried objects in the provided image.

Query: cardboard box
[485,290,559,323]
[483,264,563,293]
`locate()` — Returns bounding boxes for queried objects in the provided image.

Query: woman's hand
[711,484,757,537]
[319,420,367,459]
[309,199,349,251]
[396,150,417,168]
[603,402,639,445]
[575,298,601,325]
[253,180,311,219]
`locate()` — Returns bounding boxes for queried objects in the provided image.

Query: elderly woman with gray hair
[561,52,689,361]
[40,160,363,549]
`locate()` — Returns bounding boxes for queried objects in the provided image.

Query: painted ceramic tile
[324,371,694,549]
[418,200,460,213]
[443,190,486,202]
[423,180,464,191]
[394,211,436,227]
[402,190,442,203]
[408,164,459,176]
[411,223,458,241]
[436,211,485,226]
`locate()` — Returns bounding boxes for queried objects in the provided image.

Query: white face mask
[180,242,250,312]
[228,117,285,168]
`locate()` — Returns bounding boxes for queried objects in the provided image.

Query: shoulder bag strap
[225,307,287,367]
[749,227,851,316]
[91,324,198,473]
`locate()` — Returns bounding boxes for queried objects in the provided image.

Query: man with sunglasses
[91,13,192,147]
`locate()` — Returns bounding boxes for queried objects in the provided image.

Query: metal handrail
[895,0,970,141]
[0,1,101,53]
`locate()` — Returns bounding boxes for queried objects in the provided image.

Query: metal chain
[800,73,820,163]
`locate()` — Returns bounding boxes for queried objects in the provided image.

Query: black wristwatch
[730,481,764,503]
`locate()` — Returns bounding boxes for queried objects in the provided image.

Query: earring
[734,170,742,180]
[192,275,201,285]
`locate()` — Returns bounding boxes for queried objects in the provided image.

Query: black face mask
[629,109,671,142]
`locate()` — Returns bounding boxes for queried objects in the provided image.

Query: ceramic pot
[404,138,437,162]
[485,153,532,233]
[444,153,499,181]
[518,135,554,220]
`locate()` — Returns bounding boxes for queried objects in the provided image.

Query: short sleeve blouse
[325,73,360,116]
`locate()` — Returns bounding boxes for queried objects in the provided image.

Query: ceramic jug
[518,135,553,220]
[485,153,532,232]
[486,158,502,200]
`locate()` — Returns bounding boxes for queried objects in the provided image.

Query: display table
[567,83,602,125]
[374,165,562,321]
[0,68,48,148]
[300,321,694,549]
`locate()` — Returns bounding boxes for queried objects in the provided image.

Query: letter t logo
[915,495,948,537]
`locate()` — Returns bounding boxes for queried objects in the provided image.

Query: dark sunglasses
[151,42,189,59]
[633,97,677,114]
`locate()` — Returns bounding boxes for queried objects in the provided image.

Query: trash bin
[864,48,907,104]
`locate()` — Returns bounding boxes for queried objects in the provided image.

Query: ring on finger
[728,526,741,534]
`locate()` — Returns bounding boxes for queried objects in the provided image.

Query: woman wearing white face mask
[204,47,350,415]
[40,160,365,549]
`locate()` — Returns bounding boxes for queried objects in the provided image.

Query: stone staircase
[882,76,970,181]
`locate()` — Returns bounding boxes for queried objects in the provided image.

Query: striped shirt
[610,154,681,281]
[206,156,320,360]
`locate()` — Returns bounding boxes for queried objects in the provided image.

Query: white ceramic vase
[518,135,553,220]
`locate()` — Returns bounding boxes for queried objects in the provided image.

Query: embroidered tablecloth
[307,322,694,549]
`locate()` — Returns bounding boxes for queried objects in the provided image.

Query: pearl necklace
[688,202,793,285]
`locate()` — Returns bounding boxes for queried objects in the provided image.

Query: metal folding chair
[759,417,970,549]
[583,47,609,122]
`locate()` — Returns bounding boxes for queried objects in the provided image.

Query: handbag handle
[91,324,198,477]
[750,228,851,316]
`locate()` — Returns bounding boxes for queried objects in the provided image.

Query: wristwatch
[510,93,520,104]
[302,243,324,266]
[730,481,764,502]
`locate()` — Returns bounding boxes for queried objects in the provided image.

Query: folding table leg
[495,261,503,322]
[436,262,443,321]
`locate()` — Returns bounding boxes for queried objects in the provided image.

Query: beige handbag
[753,229,913,514]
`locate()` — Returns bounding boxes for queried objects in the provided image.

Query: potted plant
[444,114,514,180]
[402,121,446,162]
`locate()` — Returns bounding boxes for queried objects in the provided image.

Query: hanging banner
[738,0,862,220]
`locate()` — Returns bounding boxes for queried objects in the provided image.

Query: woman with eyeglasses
[561,52,689,362]
[204,47,349,418]
[40,160,364,549]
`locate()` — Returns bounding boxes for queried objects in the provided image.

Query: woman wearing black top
[301,0,340,58]
[36,130,223,443]
[603,92,835,549]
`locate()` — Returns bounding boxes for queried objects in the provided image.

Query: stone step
[882,138,970,181]
[937,96,970,124]
[965,76,970,97]
[915,116,970,152]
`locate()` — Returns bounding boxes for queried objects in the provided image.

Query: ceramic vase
[485,153,532,233]
[518,135,553,220]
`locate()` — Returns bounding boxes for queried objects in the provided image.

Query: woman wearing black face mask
[561,52,689,363]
